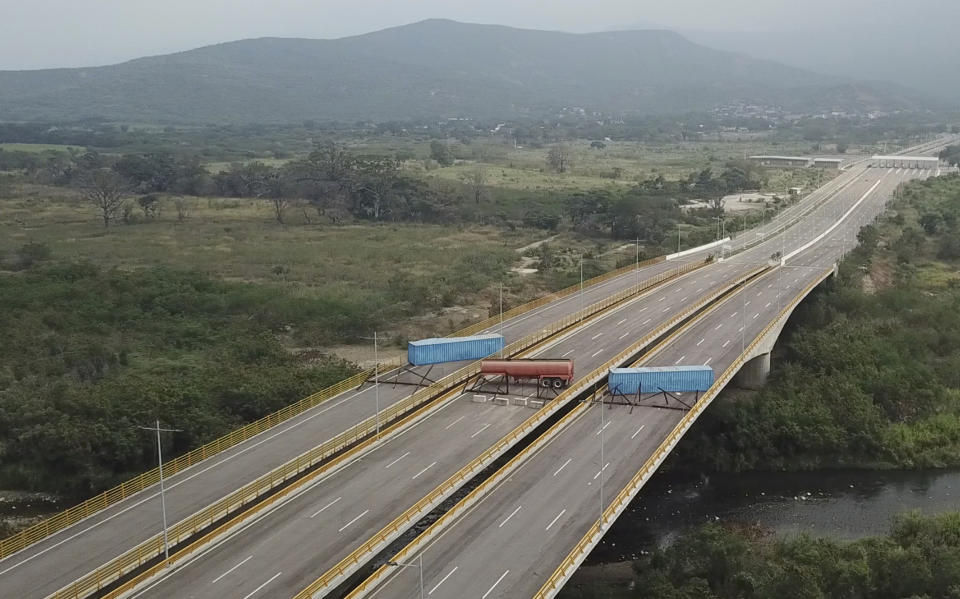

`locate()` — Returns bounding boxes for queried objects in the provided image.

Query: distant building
[812,158,844,170]
[749,155,812,168]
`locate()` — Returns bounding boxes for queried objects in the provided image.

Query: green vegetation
[561,512,960,599]
[672,173,960,472]
[0,261,358,496]
[940,144,960,167]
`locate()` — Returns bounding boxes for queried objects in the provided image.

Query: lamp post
[579,253,584,321]
[387,555,424,599]
[499,282,504,357]
[635,236,640,293]
[137,420,181,563]
[359,333,382,435]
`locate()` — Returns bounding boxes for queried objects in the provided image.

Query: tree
[79,168,129,227]
[351,158,401,220]
[836,142,849,154]
[547,144,572,173]
[173,196,190,222]
[137,194,161,220]
[430,141,454,167]
[462,166,487,204]
[590,140,606,150]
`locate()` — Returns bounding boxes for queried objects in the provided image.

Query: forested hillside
[0,20,927,124]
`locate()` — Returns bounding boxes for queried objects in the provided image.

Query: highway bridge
[0,137,952,599]
[347,165,921,599]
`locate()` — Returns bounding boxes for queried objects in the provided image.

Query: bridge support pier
[735,352,770,389]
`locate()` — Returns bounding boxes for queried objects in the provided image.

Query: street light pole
[635,236,640,293]
[137,420,181,563]
[579,253,584,321]
[499,282,504,357]
[373,331,380,435]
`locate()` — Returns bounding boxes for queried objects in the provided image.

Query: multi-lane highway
[116,254,765,599]
[1,137,948,599]
[127,164,923,598]
[351,165,924,598]
[0,253,694,598]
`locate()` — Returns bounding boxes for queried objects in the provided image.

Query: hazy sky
[3,0,952,70]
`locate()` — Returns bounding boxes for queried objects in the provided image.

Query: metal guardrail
[0,255,668,562]
[532,267,833,599]
[47,261,705,599]
[305,265,769,599]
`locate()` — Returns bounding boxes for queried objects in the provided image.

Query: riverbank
[560,468,960,598]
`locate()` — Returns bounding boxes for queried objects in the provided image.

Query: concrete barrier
[665,238,730,260]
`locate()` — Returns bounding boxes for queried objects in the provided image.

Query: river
[585,467,960,565]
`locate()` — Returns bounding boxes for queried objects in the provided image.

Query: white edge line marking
[337,509,369,533]
[385,451,411,469]
[443,415,466,430]
[498,506,522,528]
[309,496,342,519]
[211,555,254,584]
[470,424,491,438]
[411,461,437,480]
[428,566,458,595]
[545,509,567,531]
[482,570,510,599]
[241,571,282,599]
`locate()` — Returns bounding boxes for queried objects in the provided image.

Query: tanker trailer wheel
[540,378,552,388]
[552,378,564,389]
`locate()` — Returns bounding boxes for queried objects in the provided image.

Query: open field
[1,185,644,347]
[0,143,84,153]
[407,138,829,193]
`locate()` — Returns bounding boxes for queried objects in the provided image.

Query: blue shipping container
[408,334,505,366]
[608,365,714,395]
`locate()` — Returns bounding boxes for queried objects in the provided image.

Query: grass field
[196,137,826,195]
[1,185,603,352]
[0,143,84,153]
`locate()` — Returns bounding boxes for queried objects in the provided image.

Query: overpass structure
[871,155,940,169]
[0,138,952,599]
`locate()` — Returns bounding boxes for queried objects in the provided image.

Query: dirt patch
[864,258,895,294]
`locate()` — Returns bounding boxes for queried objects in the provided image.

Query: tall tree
[547,144,572,173]
[462,166,487,204]
[430,141,454,167]
[79,168,129,227]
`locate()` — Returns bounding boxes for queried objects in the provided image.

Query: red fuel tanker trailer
[479,359,574,389]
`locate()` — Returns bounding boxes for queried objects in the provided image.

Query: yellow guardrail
[47,260,705,599]
[0,254,668,562]
[306,264,769,599]
[532,267,833,599]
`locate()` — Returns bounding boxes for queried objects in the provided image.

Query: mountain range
[0,19,932,125]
